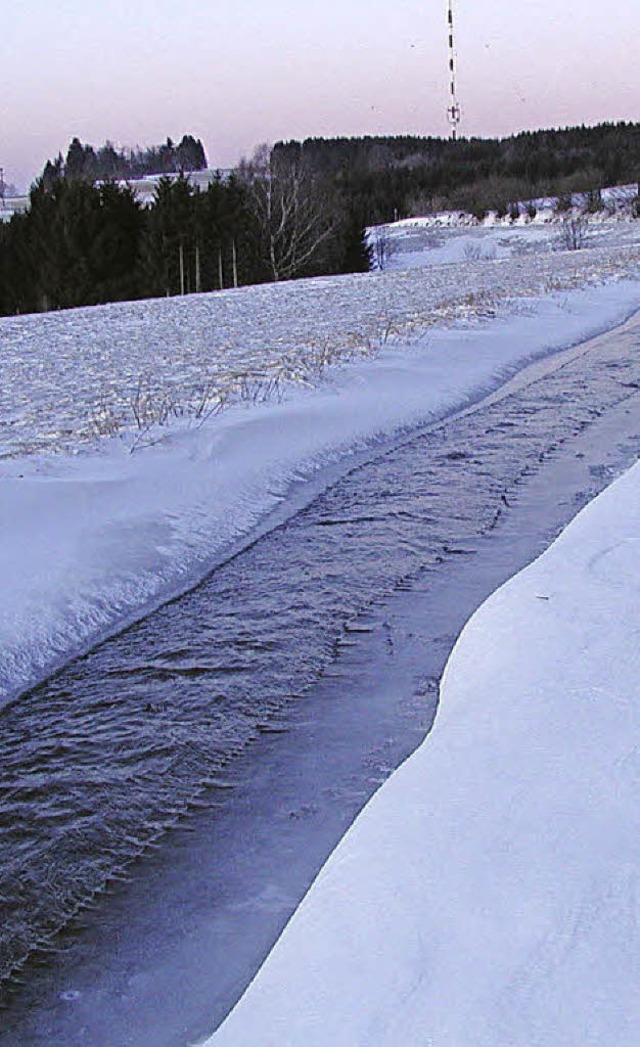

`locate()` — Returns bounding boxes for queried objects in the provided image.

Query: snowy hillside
[0,169,227,222]
[1,220,640,710]
[367,180,639,273]
[371,202,640,274]
[111,167,233,205]
[1,223,640,711]
[0,195,28,222]
[2,230,640,460]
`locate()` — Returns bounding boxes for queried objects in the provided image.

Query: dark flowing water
[1,315,640,1025]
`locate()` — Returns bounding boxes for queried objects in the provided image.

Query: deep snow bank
[208,456,640,1047]
[1,281,640,708]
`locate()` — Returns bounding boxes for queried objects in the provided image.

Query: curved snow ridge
[206,459,640,1047]
[1,279,640,709]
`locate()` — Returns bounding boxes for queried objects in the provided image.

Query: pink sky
[2,0,637,190]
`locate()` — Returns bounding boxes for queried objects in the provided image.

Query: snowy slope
[0,196,28,222]
[208,455,640,1047]
[2,233,640,461]
[375,211,640,273]
[2,279,640,709]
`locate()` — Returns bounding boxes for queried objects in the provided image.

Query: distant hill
[275,122,640,222]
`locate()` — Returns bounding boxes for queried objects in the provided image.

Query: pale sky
[1,0,637,190]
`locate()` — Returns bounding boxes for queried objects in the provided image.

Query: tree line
[41,134,208,187]
[0,148,371,316]
[275,121,640,223]
[2,122,639,317]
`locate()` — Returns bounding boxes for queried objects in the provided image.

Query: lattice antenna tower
[446,0,461,140]
[0,168,5,209]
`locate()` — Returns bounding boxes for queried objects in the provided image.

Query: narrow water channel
[1,314,640,1045]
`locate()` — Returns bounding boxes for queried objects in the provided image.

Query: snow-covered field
[2,236,639,460]
[0,197,28,222]
[1,221,640,709]
[208,442,640,1047]
[373,208,640,272]
[113,167,232,205]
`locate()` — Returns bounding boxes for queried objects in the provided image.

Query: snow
[367,180,640,273]
[0,196,28,222]
[3,234,639,460]
[114,168,233,206]
[371,223,556,270]
[373,211,640,273]
[206,447,640,1047]
[2,210,640,711]
[2,271,640,710]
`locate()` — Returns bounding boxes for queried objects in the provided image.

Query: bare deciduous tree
[370,227,398,271]
[238,144,340,282]
[558,214,589,251]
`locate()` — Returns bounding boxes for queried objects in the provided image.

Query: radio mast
[446,0,461,140]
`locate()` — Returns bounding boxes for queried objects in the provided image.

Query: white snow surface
[1,254,640,707]
[375,212,640,273]
[0,196,28,222]
[3,235,640,461]
[208,454,640,1047]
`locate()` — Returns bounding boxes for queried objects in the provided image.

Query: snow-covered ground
[372,209,640,272]
[3,237,639,461]
[0,195,28,222]
[367,181,639,273]
[1,221,640,709]
[372,222,555,269]
[114,167,232,205]
[207,446,640,1047]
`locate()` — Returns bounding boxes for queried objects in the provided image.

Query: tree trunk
[195,243,201,294]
